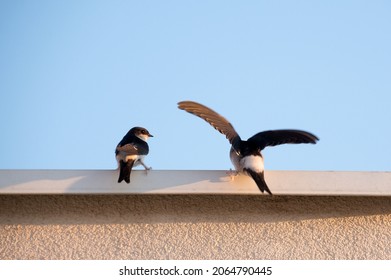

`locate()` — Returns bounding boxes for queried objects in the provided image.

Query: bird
[115,126,153,183]
[177,101,319,195]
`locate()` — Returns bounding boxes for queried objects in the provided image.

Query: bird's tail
[244,168,272,195]
[118,160,135,183]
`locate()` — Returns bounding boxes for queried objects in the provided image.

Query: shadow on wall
[0,170,231,193]
[1,195,391,226]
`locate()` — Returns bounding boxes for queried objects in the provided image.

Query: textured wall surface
[1,195,391,260]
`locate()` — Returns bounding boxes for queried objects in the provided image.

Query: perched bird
[115,127,153,183]
[178,101,319,195]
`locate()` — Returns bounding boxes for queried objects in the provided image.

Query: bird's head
[131,127,153,141]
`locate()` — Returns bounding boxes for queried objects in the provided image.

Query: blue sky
[0,1,390,171]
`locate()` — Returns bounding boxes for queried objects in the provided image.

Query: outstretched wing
[178,101,241,147]
[248,129,319,151]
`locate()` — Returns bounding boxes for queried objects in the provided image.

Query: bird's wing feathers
[116,144,139,155]
[116,141,149,156]
[248,129,319,151]
[178,101,241,146]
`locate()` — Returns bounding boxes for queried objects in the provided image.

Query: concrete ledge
[0,170,390,195]
[2,195,391,259]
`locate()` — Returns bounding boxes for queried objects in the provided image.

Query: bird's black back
[116,133,149,155]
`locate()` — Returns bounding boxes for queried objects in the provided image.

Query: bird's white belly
[127,155,143,166]
[116,154,141,167]
[241,155,264,173]
[132,155,144,166]
[230,147,264,173]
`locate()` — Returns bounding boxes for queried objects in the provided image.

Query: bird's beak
[149,134,154,137]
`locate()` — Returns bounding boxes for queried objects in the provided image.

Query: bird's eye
[142,130,147,134]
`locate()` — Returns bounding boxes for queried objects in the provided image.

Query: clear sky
[0,1,390,171]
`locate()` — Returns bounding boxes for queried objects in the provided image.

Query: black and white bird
[178,101,319,195]
[115,127,153,184]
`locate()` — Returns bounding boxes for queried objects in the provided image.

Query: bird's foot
[144,166,152,175]
[139,160,152,175]
[226,169,239,181]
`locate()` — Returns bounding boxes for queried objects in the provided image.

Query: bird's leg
[139,160,152,175]
[226,169,239,181]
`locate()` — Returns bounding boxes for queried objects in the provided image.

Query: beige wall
[1,195,391,260]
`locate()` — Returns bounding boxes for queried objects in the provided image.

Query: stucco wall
[1,195,391,259]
